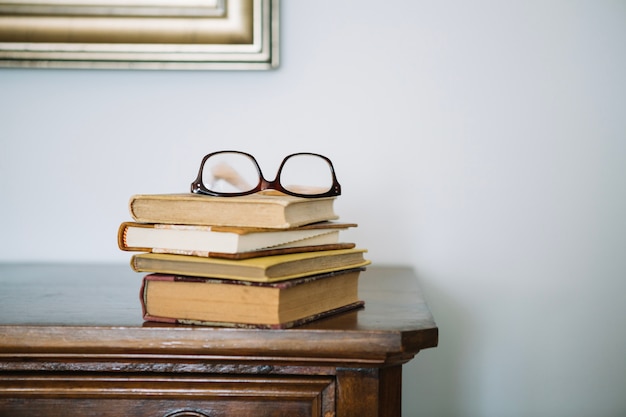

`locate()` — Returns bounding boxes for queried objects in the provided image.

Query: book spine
[117,222,153,252]
[139,274,178,324]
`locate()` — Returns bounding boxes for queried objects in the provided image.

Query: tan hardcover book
[130,248,371,282]
[128,193,339,228]
[118,221,356,255]
[140,268,365,328]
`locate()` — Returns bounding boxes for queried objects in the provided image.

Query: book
[130,248,371,282]
[118,221,357,256]
[140,268,365,328]
[128,193,339,228]
[201,242,357,260]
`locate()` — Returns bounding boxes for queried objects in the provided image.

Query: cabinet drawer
[0,373,336,417]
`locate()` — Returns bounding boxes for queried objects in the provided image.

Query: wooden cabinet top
[0,264,438,367]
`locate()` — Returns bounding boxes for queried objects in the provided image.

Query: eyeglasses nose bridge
[258,176,280,192]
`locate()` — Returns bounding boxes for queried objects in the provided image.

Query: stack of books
[118,192,370,328]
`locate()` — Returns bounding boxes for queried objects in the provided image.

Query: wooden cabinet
[0,265,438,417]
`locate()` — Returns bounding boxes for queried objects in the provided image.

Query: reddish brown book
[207,242,356,260]
[140,268,366,329]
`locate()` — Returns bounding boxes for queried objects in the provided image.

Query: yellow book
[130,248,371,282]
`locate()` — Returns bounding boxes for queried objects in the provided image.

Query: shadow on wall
[402,275,470,417]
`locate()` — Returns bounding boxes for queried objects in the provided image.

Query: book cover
[140,268,366,328]
[130,248,371,282]
[128,193,339,228]
[118,221,356,255]
[205,242,357,260]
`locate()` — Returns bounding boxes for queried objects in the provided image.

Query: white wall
[1,1,625,416]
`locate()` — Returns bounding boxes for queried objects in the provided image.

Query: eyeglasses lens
[280,154,334,195]
[202,152,260,194]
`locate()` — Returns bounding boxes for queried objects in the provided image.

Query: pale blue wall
[1,1,625,416]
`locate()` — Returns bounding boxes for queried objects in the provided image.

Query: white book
[118,221,356,255]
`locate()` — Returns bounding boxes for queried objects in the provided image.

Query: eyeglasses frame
[190,150,342,198]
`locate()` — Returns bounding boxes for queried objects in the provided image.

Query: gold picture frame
[0,0,279,70]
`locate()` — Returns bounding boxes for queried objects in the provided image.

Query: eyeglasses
[190,151,341,198]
